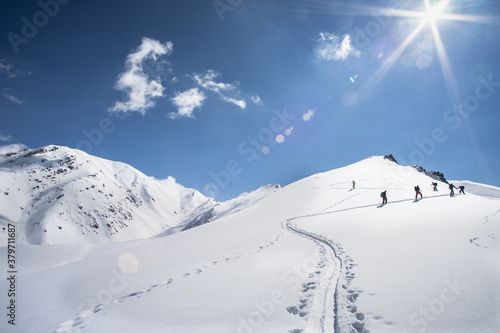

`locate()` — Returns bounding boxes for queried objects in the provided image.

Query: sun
[423,0,449,23]
[425,7,442,22]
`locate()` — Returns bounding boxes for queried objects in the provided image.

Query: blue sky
[1,0,499,200]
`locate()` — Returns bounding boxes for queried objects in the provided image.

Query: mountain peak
[383,154,398,164]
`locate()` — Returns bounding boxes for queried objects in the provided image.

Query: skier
[449,183,457,196]
[380,190,387,205]
[352,180,355,189]
[458,185,465,194]
[414,185,423,200]
[431,182,438,191]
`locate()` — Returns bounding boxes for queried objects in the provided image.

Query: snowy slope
[1,156,499,333]
[154,184,281,236]
[449,180,500,198]
[212,183,281,220]
[0,145,214,245]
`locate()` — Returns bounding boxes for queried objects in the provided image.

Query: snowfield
[1,149,499,332]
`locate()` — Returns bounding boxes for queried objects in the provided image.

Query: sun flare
[423,0,449,22]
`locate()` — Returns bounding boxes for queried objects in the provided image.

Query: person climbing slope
[414,185,423,200]
[352,180,355,189]
[431,182,438,191]
[459,185,465,195]
[380,190,387,205]
[449,183,457,196]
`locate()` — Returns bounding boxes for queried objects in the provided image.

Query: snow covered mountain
[0,145,216,245]
[1,154,499,332]
[0,145,281,246]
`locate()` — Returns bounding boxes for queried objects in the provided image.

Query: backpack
[414,186,419,191]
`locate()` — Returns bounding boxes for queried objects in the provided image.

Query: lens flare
[423,0,449,23]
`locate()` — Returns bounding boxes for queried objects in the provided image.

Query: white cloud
[0,60,14,78]
[316,33,361,61]
[170,88,206,119]
[193,70,236,92]
[192,70,247,110]
[221,95,247,109]
[251,94,262,104]
[0,59,16,78]
[2,90,23,104]
[0,143,28,155]
[1,61,29,104]
[0,133,13,142]
[109,37,173,115]
[0,60,31,78]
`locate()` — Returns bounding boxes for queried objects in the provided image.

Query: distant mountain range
[0,145,279,245]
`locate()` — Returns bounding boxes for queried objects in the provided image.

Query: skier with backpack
[352,180,355,189]
[458,185,465,194]
[449,183,457,196]
[380,190,387,205]
[414,185,423,200]
[431,182,438,191]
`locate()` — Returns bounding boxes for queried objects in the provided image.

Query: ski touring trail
[284,219,340,333]
[281,186,385,332]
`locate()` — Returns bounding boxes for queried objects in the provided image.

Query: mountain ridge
[1,145,494,246]
[0,145,282,246]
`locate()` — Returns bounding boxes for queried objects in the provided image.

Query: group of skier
[350,180,466,205]
[370,181,465,206]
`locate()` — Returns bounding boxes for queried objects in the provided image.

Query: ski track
[282,186,381,332]
[281,185,494,332]
[284,220,339,333]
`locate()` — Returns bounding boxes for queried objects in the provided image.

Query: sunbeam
[357,19,428,106]
[427,5,462,106]
[439,13,500,25]
[345,0,498,107]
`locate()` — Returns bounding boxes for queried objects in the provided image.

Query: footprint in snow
[287,306,299,315]
[469,238,482,247]
[301,282,316,293]
[348,293,359,302]
[352,321,366,333]
[93,304,104,313]
[356,312,365,321]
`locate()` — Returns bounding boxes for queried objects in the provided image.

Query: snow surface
[449,180,500,199]
[1,152,499,332]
